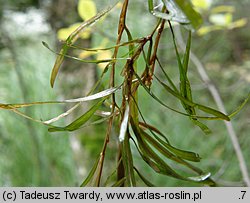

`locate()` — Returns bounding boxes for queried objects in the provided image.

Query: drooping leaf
[80,156,100,187]
[43,41,126,65]
[0,86,121,109]
[229,93,250,118]
[139,122,170,144]
[134,167,155,187]
[141,128,201,166]
[155,76,230,121]
[49,5,115,87]
[132,96,201,163]
[64,86,121,103]
[62,37,144,52]
[121,131,136,186]
[140,126,201,162]
[131,118,213,184]
[48,98,105,132]
[131,119,194,181]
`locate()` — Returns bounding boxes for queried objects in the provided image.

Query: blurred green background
[0,0,249,186]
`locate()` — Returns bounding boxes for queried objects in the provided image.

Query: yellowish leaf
[228,18,248,29]
[211,5,235,14]
[197,26,219,35]
[209,13,232,26]
[192,0,212,11]
[57,23,91,41]
[78,0,97,21]
[97,50,113,70]
[79,50,97,59]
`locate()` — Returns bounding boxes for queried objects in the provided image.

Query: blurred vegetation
[0,0,249,186]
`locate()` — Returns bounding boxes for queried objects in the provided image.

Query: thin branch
[174,25,250,186]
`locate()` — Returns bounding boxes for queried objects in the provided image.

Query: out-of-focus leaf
[211,5,235,14]
[228,18,248,29]
[197,25,218,35]
[48,98,105,132]
[80,156,100,187]
[57,23,91,41]
[49,5,115,87]
[209,13,233,26]
[78,0,97,21]
[191,0,212,11]
[96,50,113,70]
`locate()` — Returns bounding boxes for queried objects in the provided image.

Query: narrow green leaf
[43,41,127,65]
[197,104,230,121]
[49,5,116,87]
[145,130,201,162]
[229,92,250,118]
[0,101,61,109]
[48,98,105,132]
[62,38,144,52]
[80,156,100,187]
[111,177,127,187]
[133,96,201,162]
[1,86,120,111]
[121,132,136,187]
[156,57,178,92]
[182,31,192,74]
[139,122,170,144]
[141,129,201,166]
[130,119,186,180]
[155,75,230,121]
[192,119,212,135]
[134,167,155,187]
